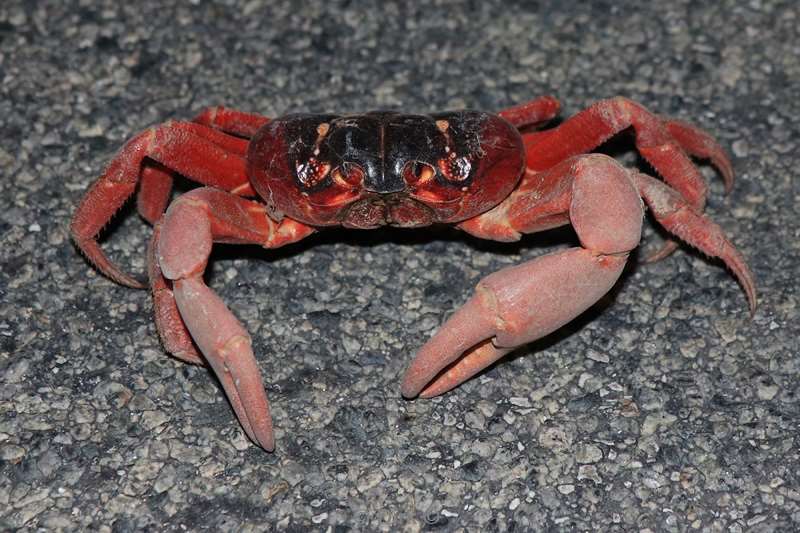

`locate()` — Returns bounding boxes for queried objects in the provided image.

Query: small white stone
[643,477,661,489]
[577,465,602,484]
[757,381,779,400]
[575,443,603,464]
[587,350,609,363]
[509,397,531,408]
[732,139,749,157]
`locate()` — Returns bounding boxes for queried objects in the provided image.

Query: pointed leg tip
[747,289,758,317]
[74,236,147,289]
[723,258,757,319]
[714,156,735,194]
[702,143,734,190]
[723,176,735,195]
[644,240,679,263]
[101,264,147,289]
[259,435,275,453]
[741,263,757,316]
[122,276,147,290]
[718,242,757,317]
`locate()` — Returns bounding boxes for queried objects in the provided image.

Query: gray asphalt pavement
[1,1,798,530]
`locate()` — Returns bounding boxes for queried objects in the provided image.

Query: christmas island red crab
[71,95,756,452]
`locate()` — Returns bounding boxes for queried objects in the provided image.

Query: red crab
[71,95,756,451]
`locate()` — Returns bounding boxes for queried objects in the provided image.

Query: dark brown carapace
[247,111,525,228]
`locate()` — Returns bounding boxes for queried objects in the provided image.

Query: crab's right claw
[401,248,627,399]
[173,276,275,451]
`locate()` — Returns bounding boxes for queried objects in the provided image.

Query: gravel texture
[1,0,799,531]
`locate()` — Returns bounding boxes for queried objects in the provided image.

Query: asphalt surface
[1,0,798,531]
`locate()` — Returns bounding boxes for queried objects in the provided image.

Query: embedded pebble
[575,443,603,464]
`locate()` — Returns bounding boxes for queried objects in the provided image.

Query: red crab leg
[153,187,315,451]
[521,97,735,262]
[404,154,756,399]
[521,97,733,212]
[193,106,270,138]
[136,111,260,224]
[642,116,737,263]
[662,117,734,193]
[137,163,175,225]
[497,95,561,129]
[147,221,205,366]
[71,121,255,288]
[137,112,260,224]
[631,171,756,311]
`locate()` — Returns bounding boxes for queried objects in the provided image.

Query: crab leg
[631,171,756,311]
[641,116,737,262]
[154,187,314,451]
[136,111,261,223]
[501,96,735,263]
[518,97,730,211]
[662,117,734,193]
[137,112,262,223]
[71,121,255,288]
[497,95,561,129]
[137,164,176,224]
[193,106,270,138]
[403,154,755,399]
[147,221,205,366]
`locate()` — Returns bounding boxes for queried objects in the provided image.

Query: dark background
[1,0,798,530]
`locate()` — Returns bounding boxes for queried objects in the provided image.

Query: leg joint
[570,155,643,255]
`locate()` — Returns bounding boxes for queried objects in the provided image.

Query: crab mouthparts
[342,194,435,229]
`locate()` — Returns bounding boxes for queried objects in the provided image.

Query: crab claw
[401,248,627,399]
[173,276,275,451]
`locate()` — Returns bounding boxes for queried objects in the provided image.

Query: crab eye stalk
[402,160,436,185]
[331,162,365,188]
[296,157,331,188]
[437,154,472,183]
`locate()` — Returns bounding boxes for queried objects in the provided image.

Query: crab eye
[402,160,435,185]
[437,154,472,182]
[295,157,331,188]
[331,162,365,187]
